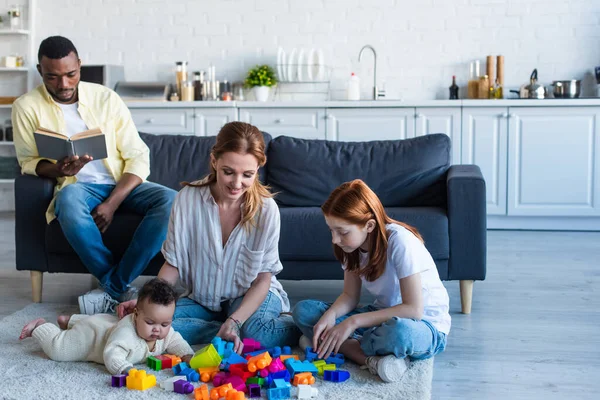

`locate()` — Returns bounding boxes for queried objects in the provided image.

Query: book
[34,127,108,161]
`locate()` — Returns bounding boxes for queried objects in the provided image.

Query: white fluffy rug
[0,304,433,400]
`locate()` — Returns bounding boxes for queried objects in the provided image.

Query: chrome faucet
[358,44,385,100]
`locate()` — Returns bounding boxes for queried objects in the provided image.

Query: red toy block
[156,355,173,369]
[229,363,255,381]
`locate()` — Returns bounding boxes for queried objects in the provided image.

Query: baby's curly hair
[137,278,177,307]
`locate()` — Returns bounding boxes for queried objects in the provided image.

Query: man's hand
[92,201,117,233]
[56,155,93,177]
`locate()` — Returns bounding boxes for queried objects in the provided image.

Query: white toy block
[298,384,319,399]
[159,375,187,391]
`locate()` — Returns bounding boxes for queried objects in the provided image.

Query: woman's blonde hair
[184,121,272,227]
[321,179,424,282]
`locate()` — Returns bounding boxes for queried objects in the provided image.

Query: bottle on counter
[193,71,204,101]
[347,72,360,100]
[221,80,232,101]
[175,61,188,99]
[467,60,480,99]
[449,75,459,99]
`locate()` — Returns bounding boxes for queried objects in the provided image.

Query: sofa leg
[31,271,43,303]
[460,280,473,314]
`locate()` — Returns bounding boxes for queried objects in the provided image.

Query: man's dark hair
[37,36,79,63]
[137,278,177,307]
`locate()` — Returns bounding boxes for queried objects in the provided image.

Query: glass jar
[175,61,188,98]
[220,80,232,101]
[181,81,195,102]
[8,5,22,30]
[193,71,204,101]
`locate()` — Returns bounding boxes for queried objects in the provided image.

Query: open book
[34,127,108,161]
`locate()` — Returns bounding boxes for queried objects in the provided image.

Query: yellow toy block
[191,344,222,369]
[293,372,316,386]
[195,384,210,400]
[210,383,233,400]
[280,354,299,362]
[125,368,157,391]
[198,366,220,383]
[247,351,272,372]
[322,363,336,376]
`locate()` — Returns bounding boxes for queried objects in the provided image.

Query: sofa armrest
[446,165,486,281]
[15,174,55,272]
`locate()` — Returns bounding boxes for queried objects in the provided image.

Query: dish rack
[273,64,332,101]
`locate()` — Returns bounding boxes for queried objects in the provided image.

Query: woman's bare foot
[19,318,46,340]
[57,315,71,330]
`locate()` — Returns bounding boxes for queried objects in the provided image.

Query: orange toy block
[195,384,210,400]
[280,354,299,362]
[198,366,220,383]
[293,372,316,386]
[125,369,156,391]
[210,383,233,400]
[247,351,272,372]
[225,388,246,400]
[165,354,182,367]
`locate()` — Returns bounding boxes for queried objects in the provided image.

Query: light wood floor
[0,212,598,399]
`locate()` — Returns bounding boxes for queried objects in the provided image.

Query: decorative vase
[253,86,270,102]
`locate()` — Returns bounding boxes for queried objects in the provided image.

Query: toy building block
[259,368,269,378]
[267,357,285,373]
[293,372,316,386]
[211,337,226,355]
[173,362,190,375]
[279,354,299,362]
[156,354,174,369]
[266,379,291,400]
[304,347,319,362]
[159,376,187,391]
[271,370,291,382]
[246,376,265,386]
[191,344,223,369]
[111,374,126,388]
[147,355,161,371]
[223,375,246,393]
[297,384,319,399]
[323,364,336,375]
[199,366,220,383]
[225,389,246,400]
[195,384,210,400]
[174,379,194,394]
[312,360,326,374]
[242,338,262,353]
[247,351,272,372]
[167,354,182,366]
[213,371,231,386]
[181,367,200,382]
[210,383,233,400]
[230,363,254,381]
[284,359,318,377]
[323,369,350,383]
[248,383,261,398]
[125,369,156,391]
[221,352,248,370]
[325,353,345,367]
[282,346,292,355]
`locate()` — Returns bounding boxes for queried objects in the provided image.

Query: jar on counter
[221,80,232,101]
[181,81,195,102]
[8,5,22,30]
[193,71,205,101]
[175,61,188,98]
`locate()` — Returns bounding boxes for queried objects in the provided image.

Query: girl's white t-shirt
[348,223,451,335]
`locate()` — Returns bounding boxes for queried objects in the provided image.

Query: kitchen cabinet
[462,107,508,215]
[415,107,462,164]
[193,108,238,137]
[238,108,326,139]
[130,108,236,136]
[507,107,600,216]
[326,108,415,141]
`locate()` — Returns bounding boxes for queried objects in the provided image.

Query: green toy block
[190,344,222,369]
[247,377,265,386]
[146,356,161,371]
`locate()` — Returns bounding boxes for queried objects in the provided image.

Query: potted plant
[244,65,277,102]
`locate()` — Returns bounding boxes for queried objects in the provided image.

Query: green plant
[244,65,277,88]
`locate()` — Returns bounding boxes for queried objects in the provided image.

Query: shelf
[0,179,14,184]
[0,67,28,72]
[0,142,14,146]
[0,29,30,35]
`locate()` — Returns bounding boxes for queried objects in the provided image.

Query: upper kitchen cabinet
[507,107,600,217]
[193,108,238,137]
[326,108,415,142]
[415,107,461,163]
[239,108,326,139]
[129,108,236,136]
[462,107,508,215]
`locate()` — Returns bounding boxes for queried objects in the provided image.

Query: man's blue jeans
[292,300,447,360]
[54,182,176,299]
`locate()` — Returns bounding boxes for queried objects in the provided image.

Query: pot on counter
[511,69,546,99]
[551,80,581,98]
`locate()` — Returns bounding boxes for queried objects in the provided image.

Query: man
[12,36,176,314]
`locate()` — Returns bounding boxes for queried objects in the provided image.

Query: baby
[19,278,194,375]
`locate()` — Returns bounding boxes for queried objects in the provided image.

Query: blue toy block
[224,341,235,358]
[263,374,273,387]
[244,349,267,357]
[211,337,225,355]
[323,369,350,382]
[271,370,291,382]
[225,352,248,366]
[248,383,261,398]
[304,347,318,362]
[282,346,292,355]
[179,367,200,382]
[267,379,291,400]
[325,353,345,367]
[172,362,189,375]
[284,359,318,377]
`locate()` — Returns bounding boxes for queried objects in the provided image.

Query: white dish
[316,48,325,81]
[277,47,284,82]
[281,51,287,82]
[307,48,317,81]
[297,48,305,82]
[287,48,297,82]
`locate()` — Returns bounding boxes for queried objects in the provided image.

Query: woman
[118,122,300,353]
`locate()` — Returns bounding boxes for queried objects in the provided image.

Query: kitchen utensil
[287,48,297,82]
[551,80,581,98]
[522,69,545,99]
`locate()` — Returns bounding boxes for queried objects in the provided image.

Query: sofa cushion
[266,134,450,207]
[278,206,449,262]
[140,132,271,191]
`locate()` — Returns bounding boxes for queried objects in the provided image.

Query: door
[326,108,415,141]
[239,108,326,139]
[193,108,238,137]
[415,107,462,164]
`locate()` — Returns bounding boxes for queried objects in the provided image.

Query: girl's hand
[316,317,356,359]
[312,311,336,350]
[117,299,137,319]
[216,318,243,354]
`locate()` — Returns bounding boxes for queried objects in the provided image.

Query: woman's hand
[316,317,357,359]
[312,311,337,351]
[216,318,243,354]
[117,299,137,319]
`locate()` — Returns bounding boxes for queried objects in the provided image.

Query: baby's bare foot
[57,315,71,330]
[19,318,46,340]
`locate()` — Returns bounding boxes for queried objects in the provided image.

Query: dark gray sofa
[15,132,486,313]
